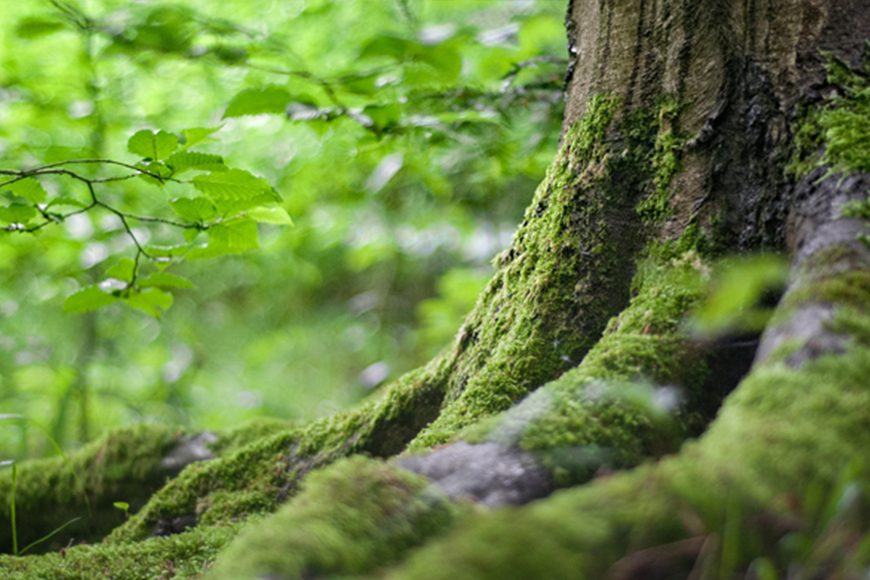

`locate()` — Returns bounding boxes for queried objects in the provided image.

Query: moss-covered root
[386,248,870,578]
[408,96,681,450]
[206,456,462,580]
[0,523,238,580]
[107,363,447,543]
[407,250,711,492]
[0,425,203,554]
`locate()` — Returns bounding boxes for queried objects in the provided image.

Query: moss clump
[207,418,296,456]
[0,424,181,554]
[108,363,446,542]
[0,523,239,579]
[789,51,870,177]
[635,97,686,222]
[207,456,462,579]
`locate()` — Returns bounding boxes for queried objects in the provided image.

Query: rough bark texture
[1,0,868,578]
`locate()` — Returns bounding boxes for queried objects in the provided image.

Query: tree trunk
[1,1,868,578]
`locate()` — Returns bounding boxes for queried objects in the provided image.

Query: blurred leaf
[363,103,402,131]
[15,17,66,39]
[64,286,118,313]
[181,127,222,149]
[138,272,193,289]
[170,196,217,222]
[4,178,47,204]
[0,204,36,225]
[125,287,174,318]
[46,196,87,210]
[223,86,293,119]
[691,254,788,336]
[248,206,293,225]
[128,130,179,161]
[106,258,136,283]
[189,219,259,259]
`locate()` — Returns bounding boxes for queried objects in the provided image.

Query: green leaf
[125,287,174,318]
[128,129,179,160]
[0,204,37,225]
[248,206,293,225]
[64,286,118,313]
[180,126,222,148]
[106,258,136,282]
[138,272,193,289]
[170,197,217,222]
[192,169,278,204]
[113,502,129,512]
[189,219,259,259]
[15,17,66,39]
[363,103,402,131]
[165,151,225,174]
[4,178,47,204]
[46,196,87,209]
[223,86,292,119]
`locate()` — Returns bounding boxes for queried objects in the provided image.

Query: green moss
[387,316,870,579]
[0,425,181,554]
[788,51,870,177]
[0,523,239,579]
[207,456,463,579]
[454,248,709,485]
[636,97,686,222]
[409,94,689,451]
[107,363,447,542]
[209,418,296,456]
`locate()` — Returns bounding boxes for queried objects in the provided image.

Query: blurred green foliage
[0,0,566,458]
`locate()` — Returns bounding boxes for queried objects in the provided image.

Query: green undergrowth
[207,456,464,579]
[408,93,688,450]
[0,522,240,579]
[463,248,710,485]
[0,425,180,555]
[387,299,870,579]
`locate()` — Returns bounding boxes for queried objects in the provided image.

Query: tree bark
[1,0,868,578]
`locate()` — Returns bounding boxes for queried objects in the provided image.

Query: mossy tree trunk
[2,1,869,578]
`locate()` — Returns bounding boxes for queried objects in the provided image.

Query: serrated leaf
[138,272,193,289]
[192,169,278,204]
[165,151,225,174]
[128,129,179,160]
[64,286,118,313]
[125,287,174,318]
[189,219,259,259]
[170,197,217,222]
[180,126,222,148]
[0,204,37,225]
[248,206,293,225]
[4,178,47,203]
[106,258,136,282]
[223,86,292,119]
